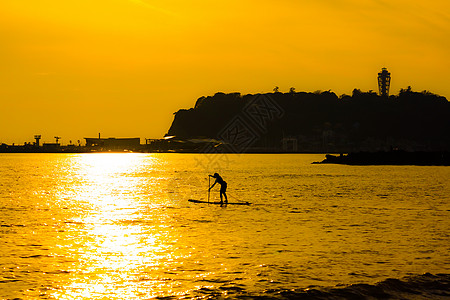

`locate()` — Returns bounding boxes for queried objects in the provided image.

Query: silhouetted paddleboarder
[209,173,228,204]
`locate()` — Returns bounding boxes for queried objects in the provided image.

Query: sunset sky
[1,0,449,144]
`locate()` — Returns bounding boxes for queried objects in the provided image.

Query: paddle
[208,175,211,203]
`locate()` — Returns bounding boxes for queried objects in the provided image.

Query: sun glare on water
[48,153,179,299]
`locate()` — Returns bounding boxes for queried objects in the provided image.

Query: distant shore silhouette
[2,88,449,155]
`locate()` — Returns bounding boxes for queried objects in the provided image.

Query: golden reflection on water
[51,154,176,299]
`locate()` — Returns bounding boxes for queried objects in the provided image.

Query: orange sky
[1,0,449,144]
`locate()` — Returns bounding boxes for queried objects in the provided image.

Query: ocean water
[0,153,449,299]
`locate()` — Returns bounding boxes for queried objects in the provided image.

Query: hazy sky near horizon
[1,0,449,144]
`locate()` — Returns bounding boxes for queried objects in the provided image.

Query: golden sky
[1,0,449,144]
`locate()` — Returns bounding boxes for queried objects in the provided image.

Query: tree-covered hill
[166,88,449,152]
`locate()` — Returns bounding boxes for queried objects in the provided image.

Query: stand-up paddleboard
[188,199,251,205]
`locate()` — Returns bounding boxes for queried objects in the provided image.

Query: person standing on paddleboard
[209,173,228,204]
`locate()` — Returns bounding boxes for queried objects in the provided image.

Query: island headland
[2,86,449,164]
[166,88,449,155]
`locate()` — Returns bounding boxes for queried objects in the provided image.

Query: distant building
[42,142,61,152]
[84,137,141,150]
[378,68,391,97]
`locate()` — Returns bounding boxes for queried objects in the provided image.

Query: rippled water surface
[0,153,449,299]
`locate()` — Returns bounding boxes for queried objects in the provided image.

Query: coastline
[2,145,449,166]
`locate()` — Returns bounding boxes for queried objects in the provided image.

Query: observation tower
[378,68,391,97]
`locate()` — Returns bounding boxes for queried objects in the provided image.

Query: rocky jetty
[316,151,450,166]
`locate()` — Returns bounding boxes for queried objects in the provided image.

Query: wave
[183,273,450,299]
